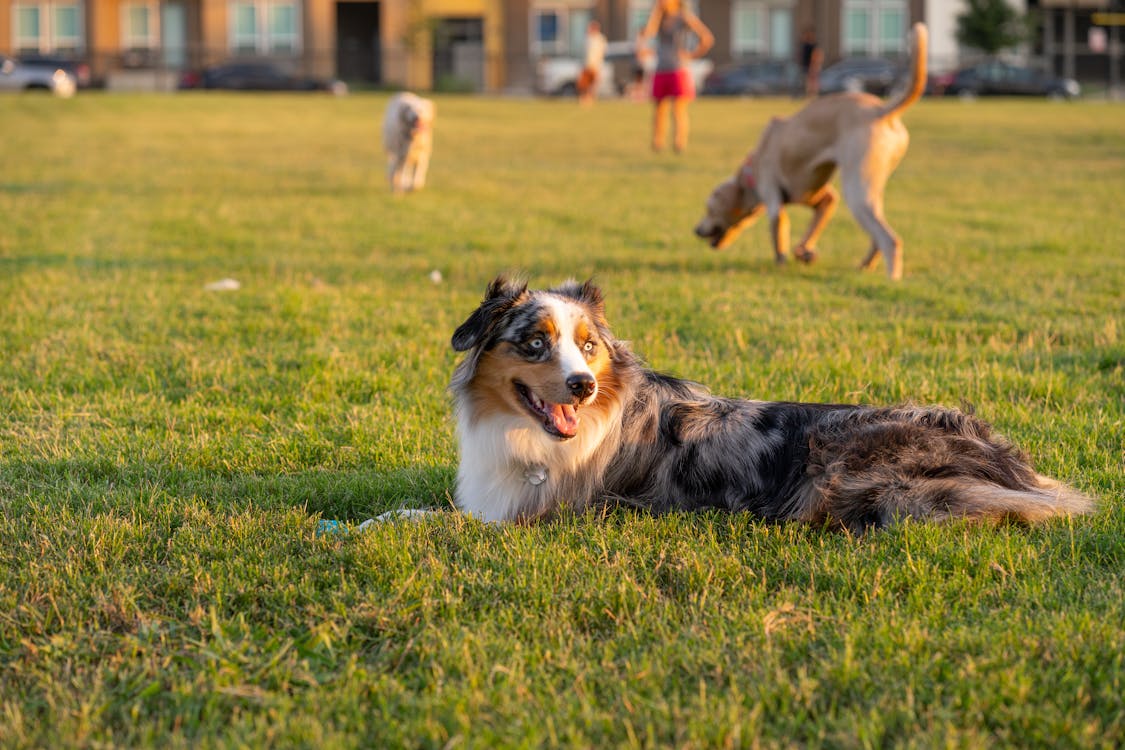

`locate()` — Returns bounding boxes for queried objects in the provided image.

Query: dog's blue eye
[529,338,544,349]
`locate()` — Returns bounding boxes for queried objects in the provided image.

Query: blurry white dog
[382,92,435,194]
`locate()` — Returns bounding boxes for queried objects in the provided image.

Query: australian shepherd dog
[449,276,1093,532]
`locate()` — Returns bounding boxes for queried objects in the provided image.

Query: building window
[122,2,159,50]
[627,0,650,41]
[269,2,299,53]
[13,6,42,51]
[878,6,905,53]
[12,1,85,53]
[530,4,593,57]
[842,0,906,57]
[732,1,766,57]
[770,7,792,60]
[53,3,81,49]
[531,8,561,54]
[229,0,302,55]
[231,3,257,53]
[732,2,793,59]
[569,7,591,57]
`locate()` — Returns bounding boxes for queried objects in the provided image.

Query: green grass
[1,92,1123,748]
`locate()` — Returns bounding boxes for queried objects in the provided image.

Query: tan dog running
[694,23,927,280]
[382,92,435,194]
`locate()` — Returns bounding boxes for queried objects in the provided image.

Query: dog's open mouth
[695,225,727,249]
[515,382,579,439]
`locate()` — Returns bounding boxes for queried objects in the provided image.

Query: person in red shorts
[636,0,713,153]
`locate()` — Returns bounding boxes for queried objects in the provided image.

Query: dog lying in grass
[441,276,1092,532]
[693,23,928,280]
[382,92,434,194]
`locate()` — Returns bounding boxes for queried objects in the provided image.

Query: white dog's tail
[878,22,928,120]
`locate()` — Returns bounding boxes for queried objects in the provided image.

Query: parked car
[537,40,713,97]
[17,54,92,88]
[701,60,801,96]
[537,41,636,97]
[179,61,347,94]
[943,61,1080,99]
[818,57,901,96]
[0,55,77,97]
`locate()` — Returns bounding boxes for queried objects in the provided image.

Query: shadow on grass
[0,458,455,521]
[0,253,224,274]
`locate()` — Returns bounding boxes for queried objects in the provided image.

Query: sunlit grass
[0,92,1123,748]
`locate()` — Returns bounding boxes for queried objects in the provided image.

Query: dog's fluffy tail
[817,473,1095,534]
[878,22,928,120]
[922,474,1094,524]
[805,406,1095,533]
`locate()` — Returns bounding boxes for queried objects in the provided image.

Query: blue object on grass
[316,519,348,536]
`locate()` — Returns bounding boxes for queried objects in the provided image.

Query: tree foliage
[956,0,1025,55]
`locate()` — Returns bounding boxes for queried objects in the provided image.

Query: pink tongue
[548,403,580,436]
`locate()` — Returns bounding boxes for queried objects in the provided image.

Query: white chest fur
[454,406,616,522]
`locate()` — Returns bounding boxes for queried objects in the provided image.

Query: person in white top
[579,19,608,106]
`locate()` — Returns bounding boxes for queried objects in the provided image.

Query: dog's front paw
[774,253,788,265]
[794,246,818,264]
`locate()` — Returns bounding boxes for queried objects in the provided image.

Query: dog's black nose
[566,373,596,399]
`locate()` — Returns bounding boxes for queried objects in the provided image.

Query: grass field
[1,91,1123,748]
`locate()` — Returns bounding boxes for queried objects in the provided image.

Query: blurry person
[578,19,608,106]
[636,0,713,153]
[799,26,823,97]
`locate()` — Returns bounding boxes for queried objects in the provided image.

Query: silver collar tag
[524,465,547,486]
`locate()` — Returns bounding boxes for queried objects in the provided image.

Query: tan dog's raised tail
[694,23,928,280]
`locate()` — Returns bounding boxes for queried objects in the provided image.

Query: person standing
[636,0,713,153]
[799,26,823,97]
[579,19,608,106]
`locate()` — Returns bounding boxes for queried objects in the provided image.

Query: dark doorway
[336,2,380,83]
[433,17,484,91]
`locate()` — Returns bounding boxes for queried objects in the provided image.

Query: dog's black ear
[553,278,604,314]
[451,275,527,352]
[554,277,616,345]
[576,278,604,315]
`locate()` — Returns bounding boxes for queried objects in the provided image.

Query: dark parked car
[943,61,1079,99]
[818,57,901,96]
[701,60,801,96]
[180,61,347,94]
[17,54,91,88]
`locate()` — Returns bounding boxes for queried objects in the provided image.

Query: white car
[0,55,77,97]
[537,41,712,97]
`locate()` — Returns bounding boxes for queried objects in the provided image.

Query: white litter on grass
[372,509,432,523]
[204,278,241,292]
[316,509,432,536]
[429,269,443,284]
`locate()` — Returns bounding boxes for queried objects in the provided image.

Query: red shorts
[651,68,694,101]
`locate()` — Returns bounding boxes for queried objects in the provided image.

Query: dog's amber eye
[583,340,597,357]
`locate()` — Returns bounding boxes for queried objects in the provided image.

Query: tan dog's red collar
[739,162,756,191]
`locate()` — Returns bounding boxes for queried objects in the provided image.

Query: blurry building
[1031,0,1119,83]
[0,0,503,90]
[0,0,1116,92]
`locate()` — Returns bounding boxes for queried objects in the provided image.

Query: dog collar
[524,465,547,486]
[740,164,756,191]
